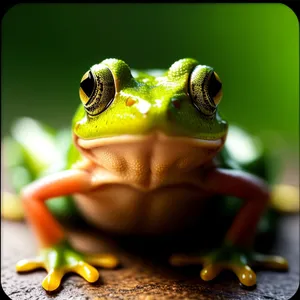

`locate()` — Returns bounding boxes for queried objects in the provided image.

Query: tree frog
[3,58,297,292]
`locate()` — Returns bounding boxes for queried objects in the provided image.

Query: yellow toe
[16,259,44,272]
[254,254,289,271]
[200,264,222,281]
[231,265,256,287]
[42,270,65,292]
[85,254,119,268]
[71,261,99,283]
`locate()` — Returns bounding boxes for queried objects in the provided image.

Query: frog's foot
[16,240,119,292]
[170,246,288,287]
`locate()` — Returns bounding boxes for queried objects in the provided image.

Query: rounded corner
[1,3,27,26]
[278,3,300,28]
[0,279,14,300]
[287,280,300,300]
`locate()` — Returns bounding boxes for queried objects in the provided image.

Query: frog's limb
[16,240,118,291]
[170,169,288,287]
[170,245,288,287]
[1,191,79,223]
[17,169,119,291]
[1,191,81,224]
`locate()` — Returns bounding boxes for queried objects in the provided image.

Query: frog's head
[73,58,228,160]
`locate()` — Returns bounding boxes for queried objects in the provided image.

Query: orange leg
[20,169,93,247]
[206,169,270,247]
[16,169,119,291]
[170,168,288,287]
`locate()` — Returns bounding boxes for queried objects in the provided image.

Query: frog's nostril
[126,98,136,107]
[171,97,181,109]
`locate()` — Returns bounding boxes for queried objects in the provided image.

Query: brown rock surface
[1,159,299,299]
[1,212,299,300]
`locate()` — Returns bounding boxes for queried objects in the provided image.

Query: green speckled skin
[73,58,227,140]
[4,58,287,291]
[5,58,272,222]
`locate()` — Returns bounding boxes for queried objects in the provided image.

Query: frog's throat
[74,131,225,149]
[72,131,226,193]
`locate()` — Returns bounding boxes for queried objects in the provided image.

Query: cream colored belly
[74,184,210,235]
[73,132,223,235]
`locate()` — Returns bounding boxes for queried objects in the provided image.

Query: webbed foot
[170,243,288,287]
[16,240,119,291]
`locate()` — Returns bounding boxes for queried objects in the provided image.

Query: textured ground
[1,160,299,300]
[1,214,299,300]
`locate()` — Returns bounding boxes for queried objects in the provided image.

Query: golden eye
[79,65,115,116]
[189,65,223,116]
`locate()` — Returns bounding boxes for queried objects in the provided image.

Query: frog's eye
[79,65,115,116]
[189,65,223,116]
[79,71,95,104]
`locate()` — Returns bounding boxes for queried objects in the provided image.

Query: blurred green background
[1,3,298,152]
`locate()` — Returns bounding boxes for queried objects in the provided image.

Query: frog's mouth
[74,131,226,150]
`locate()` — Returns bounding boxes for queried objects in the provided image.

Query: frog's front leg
[16,170,119,292]
[170,168,288,287]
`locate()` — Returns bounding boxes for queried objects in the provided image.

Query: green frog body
[3,58,293,292]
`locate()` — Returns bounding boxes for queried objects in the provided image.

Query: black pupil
[80,71,95,97]
[208,72,222,99]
